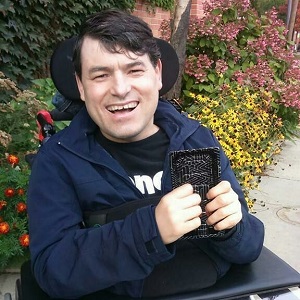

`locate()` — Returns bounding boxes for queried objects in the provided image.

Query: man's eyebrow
[88,60,146,75]
[126,60,146,69]
[88,66,110,75]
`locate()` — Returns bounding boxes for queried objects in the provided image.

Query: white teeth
[124,102,137,109]
[108,102,138,112]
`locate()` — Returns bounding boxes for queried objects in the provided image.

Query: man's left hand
[205,181,242,231]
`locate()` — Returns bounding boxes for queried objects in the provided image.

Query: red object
[0,200,7,210]
[0,222,10,234]
[7,154,19,165]
[4,188,15,198]
[37,110,54,142]
[16,202,27,213]
[19,234,30,247]
[17,188,25,196]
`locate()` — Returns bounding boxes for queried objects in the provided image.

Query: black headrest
[50,36,179,101]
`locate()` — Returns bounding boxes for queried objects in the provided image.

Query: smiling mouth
[107,102,138,114]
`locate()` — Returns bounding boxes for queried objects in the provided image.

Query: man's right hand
[155,184,202,244]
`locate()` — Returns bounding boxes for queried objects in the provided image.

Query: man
[27,9,264,299]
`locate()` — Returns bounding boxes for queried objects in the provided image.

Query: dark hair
[73,9,161,79]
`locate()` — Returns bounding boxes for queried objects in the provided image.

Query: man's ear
[156,59,163,92]
[75,74,85,102]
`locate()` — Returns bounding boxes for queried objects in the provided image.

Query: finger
[168,183,194,199]
[212,212,242,231]
[184,216,201,233]
[166,192,201,213]
[206,201,239,225]
[206,180,231,200]
[206,189,238,214]
[163,184,201,210]
[181,192,202,209]
[206,195,230,214]
[182,204,202,221]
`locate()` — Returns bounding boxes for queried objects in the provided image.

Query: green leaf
[219,42,227,53]
[222,14,228,23]
[212,8,222,16]
[213,45,220,52]
[242,61,249,72]
[203,85,214,93]
[0,41,10,52]
[0,0,15,13]
[208,73,216,82]
[186,78,194,90]
[182,90,194,97]
[198,84,206,92]
[199,38,206,47]
[218,77,224,85]
[228,60,235,69]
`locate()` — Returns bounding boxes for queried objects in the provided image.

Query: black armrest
[19,247,300,300]
[154,246,300,300]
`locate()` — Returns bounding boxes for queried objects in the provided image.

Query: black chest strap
[83,196,160,228]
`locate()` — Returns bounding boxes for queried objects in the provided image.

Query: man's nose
[111,73,131,98]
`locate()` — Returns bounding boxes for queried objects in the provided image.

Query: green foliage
[0,72,47,154]
[143,0,174,11]
[251,0,286,15]
[0,0,174,98]
[31,78,70,131]
[175,0,300,138]
[0,0,135,98]
[0,75,59,270]
[271,103,300,139]
[31,78,56,108]
[159,0,299,205]
[185,83,284,207]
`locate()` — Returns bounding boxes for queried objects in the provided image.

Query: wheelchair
[4,36,300,300]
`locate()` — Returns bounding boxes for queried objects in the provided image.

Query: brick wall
[133,0,206,37]
[133,2,171,37]
[190,0,205,17]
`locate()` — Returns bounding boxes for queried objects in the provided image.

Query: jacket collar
[57,99,199,162]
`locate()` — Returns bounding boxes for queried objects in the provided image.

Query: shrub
[0,153,30,270]
[160,0,300,139]
[0,74,57,269]
[0,0,174,98]
[0,72,47,154]
[251,0,286,16]
[0,0,136,94]
[185,83,284,207]
[160,0,295,205]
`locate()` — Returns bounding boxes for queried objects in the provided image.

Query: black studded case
[169,147,225,239]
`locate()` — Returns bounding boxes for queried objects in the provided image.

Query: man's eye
[130,69,143,74]
[94,74,108,79]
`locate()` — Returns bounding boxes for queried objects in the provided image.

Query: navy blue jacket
[27,100,264,299]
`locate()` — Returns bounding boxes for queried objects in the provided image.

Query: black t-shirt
[95,129,219,296]
[95,129,169,196]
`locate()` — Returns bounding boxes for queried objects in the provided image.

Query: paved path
[251,137,300,273]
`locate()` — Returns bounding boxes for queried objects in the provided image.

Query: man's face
[76,37,163,143]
